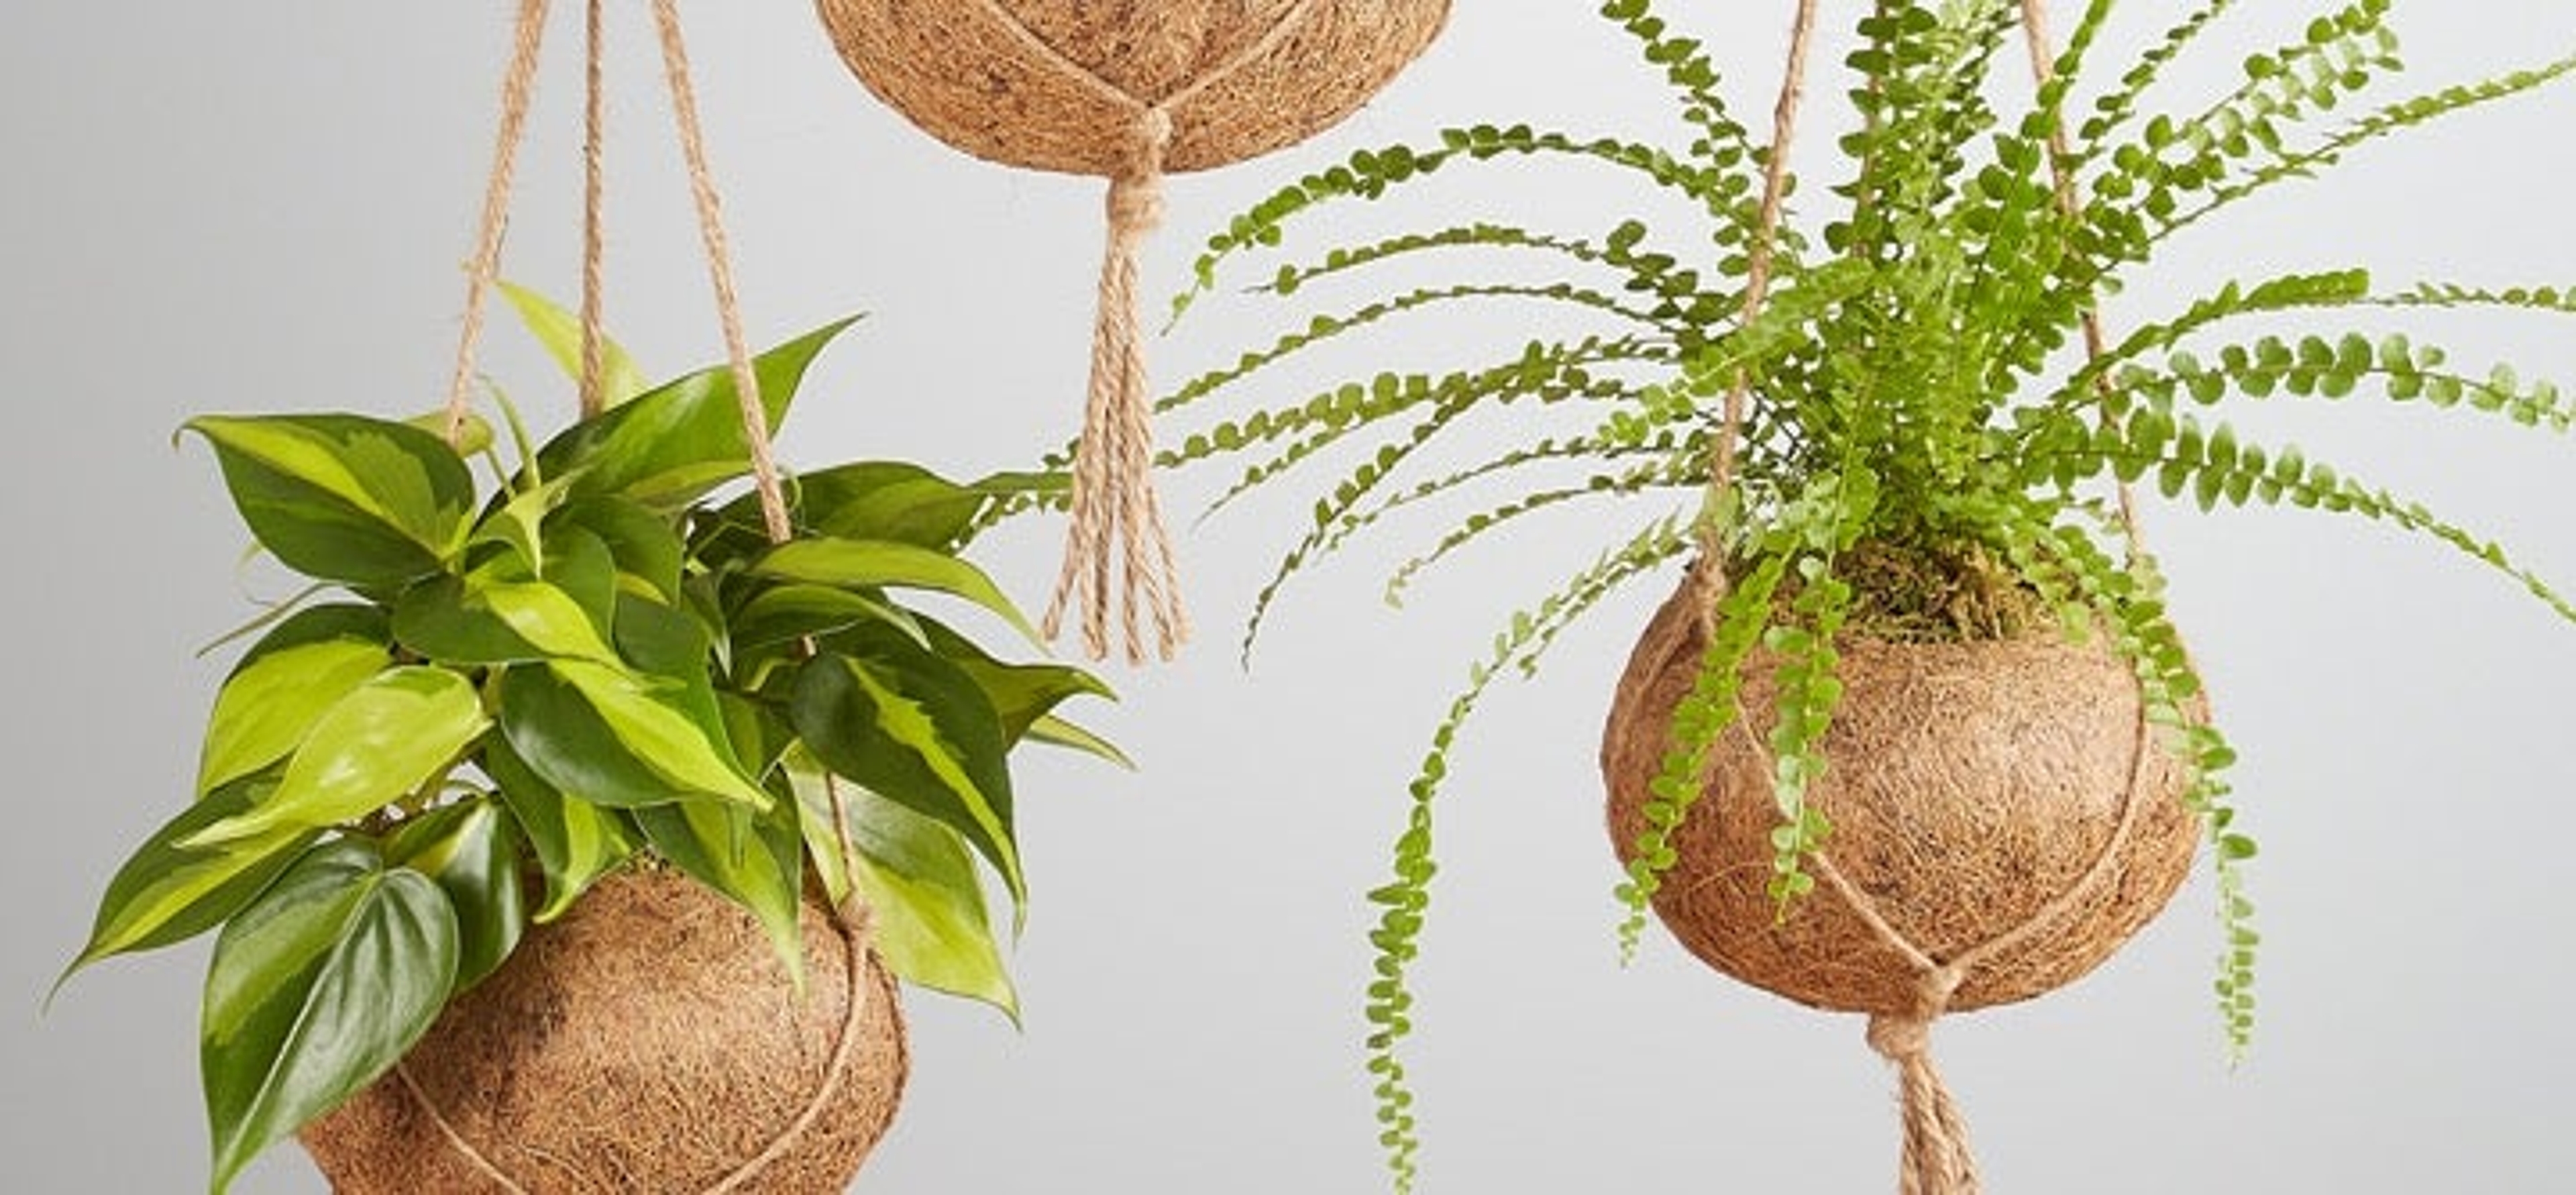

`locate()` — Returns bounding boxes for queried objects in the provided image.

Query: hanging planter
[815,0,1454,663]
[1124,0,2576,1189]
[57,4,1119,1191]
[303,868,908,1193]
[1600,579,2202,1022]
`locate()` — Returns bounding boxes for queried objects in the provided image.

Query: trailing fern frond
[1613,552,1785,959]
[2134,48,2576,252]
[1362,515,1689,1192]
[1165,280,1676,419]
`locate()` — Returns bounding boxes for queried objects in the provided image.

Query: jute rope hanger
[946,0,1335,666]
[421,3,871,1188]
[1688,4,2153,1192]
[1000,0,1338,666]
[814,0,1455,666]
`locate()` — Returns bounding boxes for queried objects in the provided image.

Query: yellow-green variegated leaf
[60,779,319,982]
[545,660,771,809]
[498,281,649,407]
[183,414,474,587]
[475,578,621,666]
[791,758,1017,1021]
[535,317,862,510]
[197,640,392,797]
[790,626,1022,911]
[754,537,1039,645]
[184,668,488,846]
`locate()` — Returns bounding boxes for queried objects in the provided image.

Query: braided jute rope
[1674,7,2158,1193]
[577,0,610,419]
[441,0,551,448]
[814,0,1448,664]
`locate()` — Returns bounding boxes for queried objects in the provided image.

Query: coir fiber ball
[1601,579,2202,1017]
[813,0,1452,177]
[302,867,908,1194]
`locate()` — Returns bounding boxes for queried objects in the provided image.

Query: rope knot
[1869,963,1965,1060]
[1865,1010,1932,1061]
[1864,964,1980,1195]
[1107,170,1167,234]
[1106,107,1173,239]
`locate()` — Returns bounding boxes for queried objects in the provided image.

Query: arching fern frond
[1378,458,1701,611]
[1185,337,1669,521]
[1177,125,1764,319]
[1163,279,1677,418]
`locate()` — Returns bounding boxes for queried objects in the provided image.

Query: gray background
[5,3,2573,1192]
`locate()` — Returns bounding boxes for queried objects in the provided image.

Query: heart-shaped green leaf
[186,668,489,846]
[731,584,910,654]
[553,497,686,605]
[197,637,393,797]
[184,414,475,588]
[384,799,528,992]
[499,280,649,408]
[201,840,458,1193]
[792,759,1016,1021]
[496,660,767,810]
[720,460,991,549]
[916,616,1115,747]
[474,576,623,666]
[612,592,717,682]
[390,575,541,664]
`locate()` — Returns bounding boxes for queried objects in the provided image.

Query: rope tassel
[1043,107,1190,664]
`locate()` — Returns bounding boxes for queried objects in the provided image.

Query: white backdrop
[5,3,2573,1192]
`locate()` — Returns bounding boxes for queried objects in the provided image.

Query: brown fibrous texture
[1602,580,2203,1016]
[302,868,908,1194]
[814,0,1453,176]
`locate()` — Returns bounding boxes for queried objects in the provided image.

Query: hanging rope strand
[442,0,553,447]
[648,0,790,545]
[2016,0,2143,555]
[577,0,611,417]
[647,0,866,927]
[1693,0,1821,619]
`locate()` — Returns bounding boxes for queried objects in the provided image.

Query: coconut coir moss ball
[303,866,907,1194]
[1602,579,2203,1016]
[814,0,1452,176]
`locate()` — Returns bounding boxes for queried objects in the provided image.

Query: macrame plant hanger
[1696,5,2150,1192]
[813,0,1454,664]
[417,4,873,1187]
